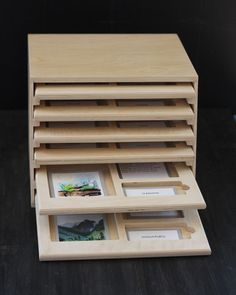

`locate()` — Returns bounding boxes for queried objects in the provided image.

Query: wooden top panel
[28,34,197,82]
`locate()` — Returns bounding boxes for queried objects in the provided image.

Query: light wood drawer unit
[28,34,210,260]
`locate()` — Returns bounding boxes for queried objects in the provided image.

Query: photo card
[48,143,98,149]
[117,142,166,149]
[118,121,166,128]
[49,170,106,198]
[118,162,169,179]
[48,121,96,128]
[56,214,108,242]
[48,100,98,106]
[128,210,183,219]
[117,99,165,106]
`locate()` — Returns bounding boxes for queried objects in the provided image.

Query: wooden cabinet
[28,34,210,260]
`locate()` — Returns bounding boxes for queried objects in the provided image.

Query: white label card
[118,162,169,179]
[127,229,180,241]
[124,187,176,197]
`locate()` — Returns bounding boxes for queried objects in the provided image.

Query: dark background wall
[0,0,235,110]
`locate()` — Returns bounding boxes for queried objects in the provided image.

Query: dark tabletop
[0,109,235,295]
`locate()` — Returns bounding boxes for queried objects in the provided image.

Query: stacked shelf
[28,34,211,260]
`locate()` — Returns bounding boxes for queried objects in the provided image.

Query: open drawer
[35,162,206,215]
[35,201,211,260]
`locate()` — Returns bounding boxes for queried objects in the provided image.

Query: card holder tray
[35,162,206,215]
[35,199,211,261]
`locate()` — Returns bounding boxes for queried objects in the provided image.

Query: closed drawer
[35,203,211,261]
[34,121,194,145]
[35,162,205,215]
[34,142,194,165]
[33,99,194,124]
[34,82,196,103]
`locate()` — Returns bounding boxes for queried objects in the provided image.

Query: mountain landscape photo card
[56,214,108,242]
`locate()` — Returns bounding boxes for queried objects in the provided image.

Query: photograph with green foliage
[51,171,104,197]
[56,214,107,242]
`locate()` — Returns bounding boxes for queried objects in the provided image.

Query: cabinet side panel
[192,80,198,176]
[29,79,35,206]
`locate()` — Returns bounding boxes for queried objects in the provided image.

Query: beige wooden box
[28,34,211,260]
